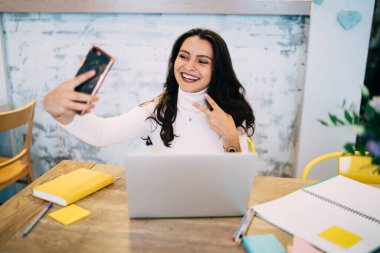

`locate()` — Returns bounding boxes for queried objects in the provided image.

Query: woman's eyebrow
[179,50,213,61]
[197,55,213,61]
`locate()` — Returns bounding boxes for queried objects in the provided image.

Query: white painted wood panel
[295,0,375,178]
[0,0,311,15]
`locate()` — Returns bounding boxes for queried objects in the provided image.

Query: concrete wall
[0,14,9,104]
[2,13,309,178]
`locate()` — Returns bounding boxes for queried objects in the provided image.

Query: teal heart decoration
[337,10,362,30]
[313,0,323,5]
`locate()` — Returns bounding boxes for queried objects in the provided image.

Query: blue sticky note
[242,235,286,253]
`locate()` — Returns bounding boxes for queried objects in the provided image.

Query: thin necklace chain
[178,108,192,122]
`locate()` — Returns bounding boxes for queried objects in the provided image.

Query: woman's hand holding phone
[43,70,99,125]
[44,45,113,124]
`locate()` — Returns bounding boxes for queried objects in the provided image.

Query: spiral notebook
[253,176,380,253]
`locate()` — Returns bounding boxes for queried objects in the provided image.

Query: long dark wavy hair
[147,28,255,147]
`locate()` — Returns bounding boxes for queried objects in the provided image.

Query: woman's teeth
[182,73,199,81]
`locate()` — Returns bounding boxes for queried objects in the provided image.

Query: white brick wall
[2,13,309,177]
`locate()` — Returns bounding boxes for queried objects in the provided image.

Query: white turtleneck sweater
[61,87,249,153]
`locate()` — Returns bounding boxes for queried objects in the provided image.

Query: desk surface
[0,160,327,252]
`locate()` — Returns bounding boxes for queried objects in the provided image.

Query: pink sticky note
[286,245,293,253]
[290,236,323,253]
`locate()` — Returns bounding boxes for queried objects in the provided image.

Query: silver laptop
[124,153,257,218]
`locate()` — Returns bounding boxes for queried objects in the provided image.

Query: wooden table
[0,160,321,253]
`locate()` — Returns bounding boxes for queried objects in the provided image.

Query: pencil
[22,202,53,238]
[232,206,255,243]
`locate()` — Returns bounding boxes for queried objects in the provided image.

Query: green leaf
[344,143,355,154]
[365,103,375,120]
[361,85,370,98]
[353,112,360,124]
[329,113,344,126]
[355,139,367,156]
[358,146,366,156]
[348,103,356,111]
[317,119,329,126]
[344,110,353,124]
[352,125,365,135]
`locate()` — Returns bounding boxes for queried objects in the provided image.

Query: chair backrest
[247,137,255,153]
[302,151,380,184]
[0,100,35,150]
[0,100,36,190]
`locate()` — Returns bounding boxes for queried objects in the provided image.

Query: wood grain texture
[1,161,377,252]
[0,0,311,15]
[0,160,95,246]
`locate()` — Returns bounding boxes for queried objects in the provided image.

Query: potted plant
[318,85,380,174]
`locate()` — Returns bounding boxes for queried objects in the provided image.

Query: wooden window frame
[0,0,311,15]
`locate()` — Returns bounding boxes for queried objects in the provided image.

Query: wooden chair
[301,151,380,184]
[0,100,36,190]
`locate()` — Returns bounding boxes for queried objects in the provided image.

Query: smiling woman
[43,28,255,154]
[174,36,213,93]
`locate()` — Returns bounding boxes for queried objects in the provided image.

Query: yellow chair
[302,151,380,184]
[0,100,36,190]
[247,137,255,153]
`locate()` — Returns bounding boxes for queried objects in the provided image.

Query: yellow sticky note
[319,225,362,249]
[49,204,91,225]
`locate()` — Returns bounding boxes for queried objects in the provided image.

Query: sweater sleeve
[238,133,249,153]
[60,104,154,147]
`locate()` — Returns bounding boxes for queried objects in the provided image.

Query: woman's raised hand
[43,70,98,125]
[192,94,241,151]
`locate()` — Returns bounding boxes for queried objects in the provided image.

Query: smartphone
[75,45,114,113]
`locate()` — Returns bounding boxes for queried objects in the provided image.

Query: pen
[22,202,53,238]
[232,206,255,243]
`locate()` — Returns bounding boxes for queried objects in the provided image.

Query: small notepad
[242,234,286,253]
[49,204,91,225]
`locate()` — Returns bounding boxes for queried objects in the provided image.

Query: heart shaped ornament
[337,10,362,30]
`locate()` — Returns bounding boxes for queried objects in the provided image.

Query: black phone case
[74,46,113,94]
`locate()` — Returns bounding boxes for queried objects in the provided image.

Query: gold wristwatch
[225,146,240,152]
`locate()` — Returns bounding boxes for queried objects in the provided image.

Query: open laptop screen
[124,153,257,218]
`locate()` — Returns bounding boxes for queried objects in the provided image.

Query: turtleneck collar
[177,87,208,113]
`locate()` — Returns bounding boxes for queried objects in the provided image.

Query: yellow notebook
[33,168,114,206]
